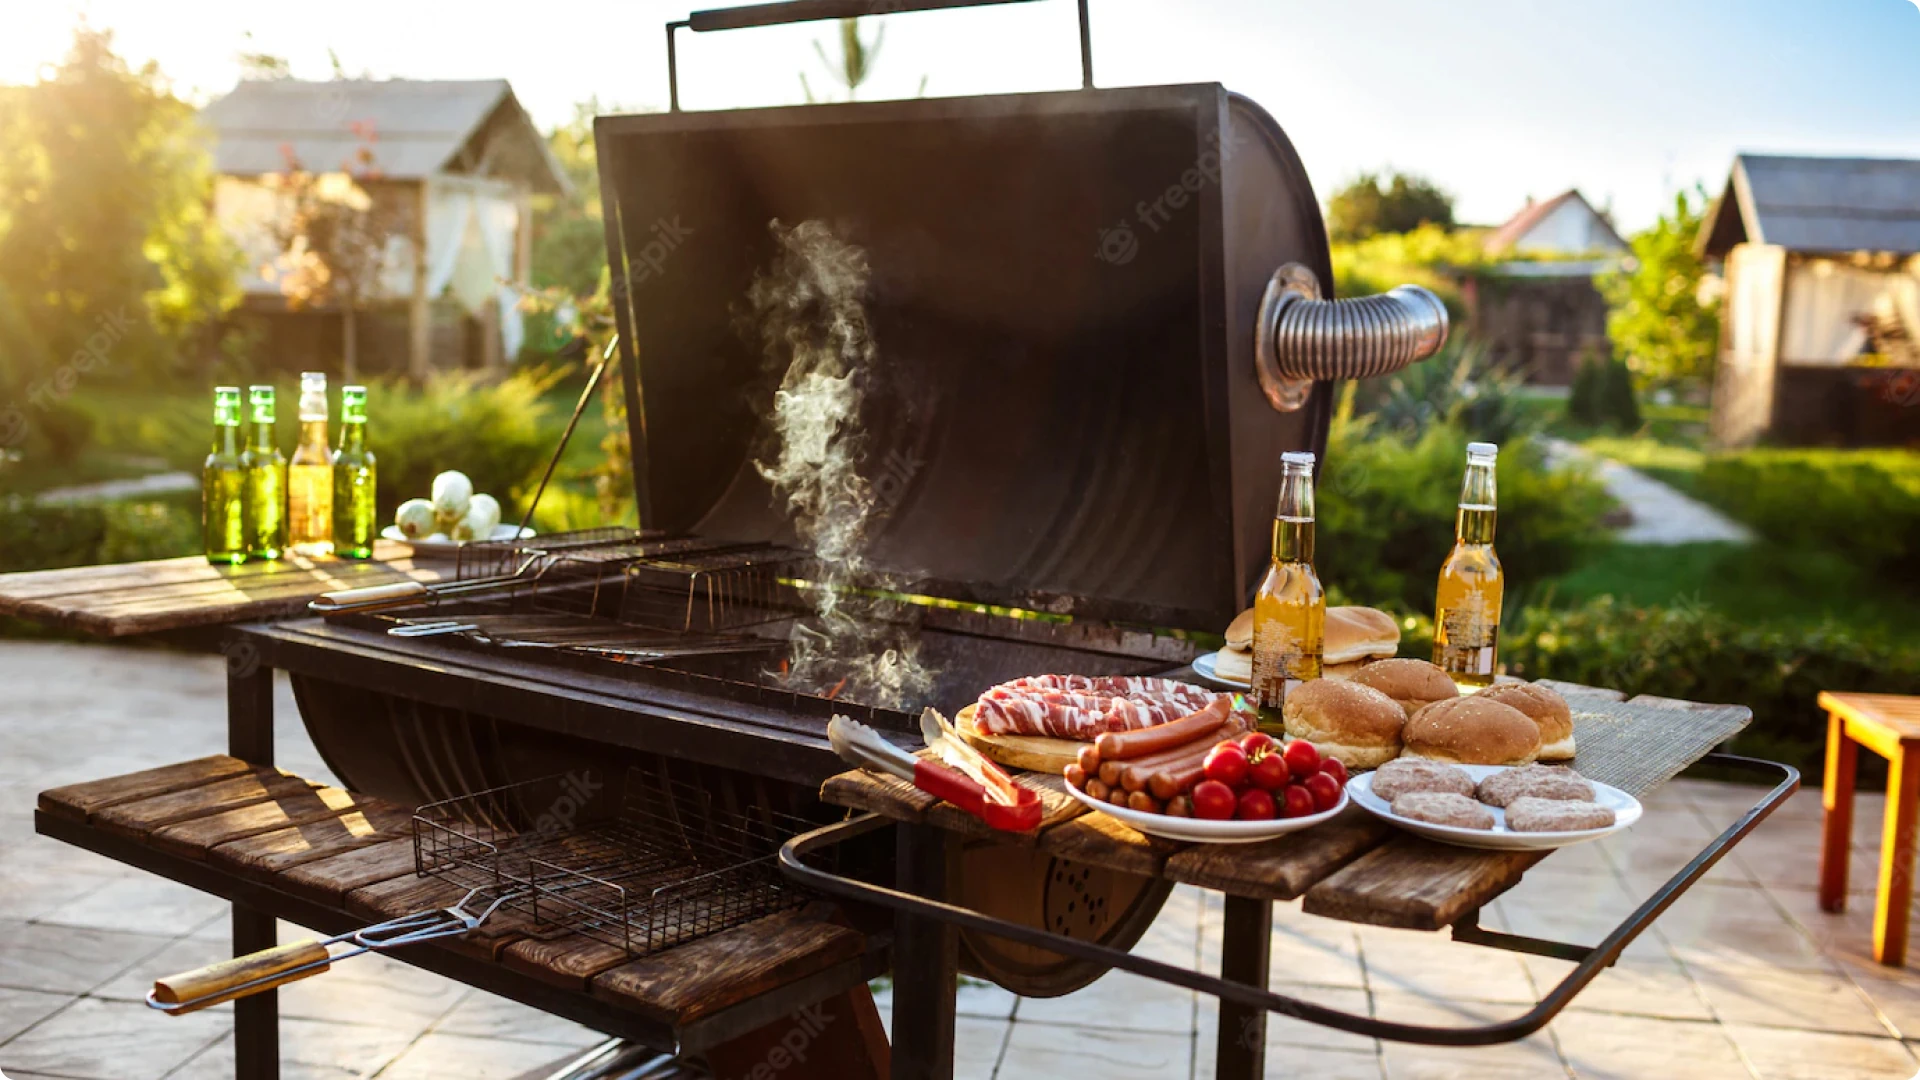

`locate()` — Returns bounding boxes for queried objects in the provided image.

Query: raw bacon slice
[972,675,1231,740]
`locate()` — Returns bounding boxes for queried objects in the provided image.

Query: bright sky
[2,0,1917,231]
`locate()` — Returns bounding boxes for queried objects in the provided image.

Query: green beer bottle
[240,385,287,561]
[202,387,246,565]
[331,385,377,559]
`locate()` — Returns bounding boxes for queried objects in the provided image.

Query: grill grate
[413,769,815,957]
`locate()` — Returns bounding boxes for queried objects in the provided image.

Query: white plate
[1191,651,1250,690]
[1347,764,1642,851]
[381,524,535,557]
[1064,778,1347,844]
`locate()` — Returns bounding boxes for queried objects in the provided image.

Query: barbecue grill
[285,0,1458,1065]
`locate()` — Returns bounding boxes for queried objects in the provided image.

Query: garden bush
[0,493,200,574]
[1502,596,1920,775]
[1566,351,1640,431]
[1694,449,1920,587]
[361,368,561,519]
[1318,412,1611,615]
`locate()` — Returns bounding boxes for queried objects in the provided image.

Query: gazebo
[201,78,569,378]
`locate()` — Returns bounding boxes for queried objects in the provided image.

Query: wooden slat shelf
[821,681,1752,931]
[0,541,451,637]
[34,756,875,1034]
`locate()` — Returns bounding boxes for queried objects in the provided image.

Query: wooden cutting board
[952,705,1085,774]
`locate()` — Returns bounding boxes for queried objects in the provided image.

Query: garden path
[33,472,198,506]
[1544,437,1753,546]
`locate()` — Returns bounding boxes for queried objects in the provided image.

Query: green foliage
[1327,172,1455,242]
[529,102,608,317]
[0,493,199,574]
[1695,449,1920,585]
[1355,339,1537,448]
[361,368,562,525]
[1504,597,1920,775]
[1317,410,1611,615]
[1595,188,1720,385]
[0,26,240,395]
[1566,351,1640,431]
[24,399,97,466]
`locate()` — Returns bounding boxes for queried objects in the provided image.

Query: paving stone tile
[1724,1022,1919,1079]
[1552,1012,1749,1079]
[1192,1017,1387,1080]
[0,919,174,994]
[34,874,229,936]
[1,995,225,1079]
[274,952,467,1030]
[0,984,70,1043]
[1637,878,1834,971]
[1196,986,1376,1054]
[88,933,243,1003]
[952,1016,1010,1079]
[1521,955,1712,1021]
[1011,970,1194,1034]
[957,978,1018,1020]
[372,1031,595,1080]
[433,989,604,1047]
[997,1019,1191,1080]
[1267,914,1366,989]
[1832,954,1920,1039]
[1688,958,1892,1035]
[1356,926,1537,1004]
[1370,993,1563,1079]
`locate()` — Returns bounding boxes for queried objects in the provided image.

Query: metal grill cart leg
[227,643,279,1080]
[890,824,959,1080]
[781,755,1798,1078]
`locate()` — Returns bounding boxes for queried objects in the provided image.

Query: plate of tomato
[1063,732,1350,844]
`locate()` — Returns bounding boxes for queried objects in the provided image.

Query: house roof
[1700,153,1920,259]
[200,78,568,195]
[1483,189,1626,254]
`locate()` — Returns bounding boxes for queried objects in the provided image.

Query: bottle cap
[300,372,327,391]
[1467,442,1498,458]
[1281,451,1316,468]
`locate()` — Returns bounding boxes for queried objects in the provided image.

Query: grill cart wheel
[954,840,1172,998]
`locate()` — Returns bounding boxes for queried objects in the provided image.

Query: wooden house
[1700,154,1920,447]
[201,79,568,378]
[1469,190,1628,385]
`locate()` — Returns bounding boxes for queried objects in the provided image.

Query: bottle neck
[1457,461,1496,545]
[250,419,276,452]
[297,418,329,450]
[338,417,366,452]
[1272,467,1316,564]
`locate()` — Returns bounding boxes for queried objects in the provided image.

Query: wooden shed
[1469,190,1628,385]
[1700,154,1920,447]
[201,79,569,378]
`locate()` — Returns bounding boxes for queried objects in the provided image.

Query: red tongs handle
[912,759,1042,832]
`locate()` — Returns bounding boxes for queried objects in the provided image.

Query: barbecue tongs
[827,712,1041,832]
[145,886,518,1015]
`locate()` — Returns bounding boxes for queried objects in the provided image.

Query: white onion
[465,493,501,535]
[394,499,437,539]
[431,470,473,519]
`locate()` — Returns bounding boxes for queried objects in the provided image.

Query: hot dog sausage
[1077,744,1102,775]
[1118,716,1249,793]
[1098,760,1124,788]
[1126,790,1162,814]
[1094,696,1230,761]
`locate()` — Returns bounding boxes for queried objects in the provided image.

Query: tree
[1596,188,1721,385]
[1327,171,1455,241]
[0,25,239,393]
[260,126,407,380]
[530,101,607,302]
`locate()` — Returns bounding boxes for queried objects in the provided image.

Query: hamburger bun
[1212,646,1251,683]
[1325,606,1400,665]
[1402,696,1540,767]
[1350,658,1460,719]
[1224,608,1255,652]
[1282,679,1406,769]
[1475,683,1575,761]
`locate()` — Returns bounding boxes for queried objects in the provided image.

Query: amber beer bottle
[1250,451,1326,733]
[1433,442,1503,686]
[287,372,333,556]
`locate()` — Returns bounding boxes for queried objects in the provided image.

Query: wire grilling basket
[414,768,815,957]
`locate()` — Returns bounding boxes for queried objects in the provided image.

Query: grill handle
[1253,263,1450,412]
[668,0,1090,111]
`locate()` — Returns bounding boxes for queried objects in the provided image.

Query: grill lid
[597,83,1333,632]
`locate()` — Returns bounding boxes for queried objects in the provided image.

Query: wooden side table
[1819,691,1920,966]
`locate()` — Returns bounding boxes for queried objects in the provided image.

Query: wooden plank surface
[502,935,634,990]
[0,541,450,637]
[1302,843,1544,929]
[38,755,254,822]
[151,786,399,861]
[1164,807,1390,902]
[92,769,319,840]
[280,839,420,907]
[210,802,416,877]
[592,906,866,1025]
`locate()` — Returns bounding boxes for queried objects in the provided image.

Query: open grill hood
[595,84,1336,633]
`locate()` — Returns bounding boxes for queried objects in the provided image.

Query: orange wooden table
[1819,691,1920,966]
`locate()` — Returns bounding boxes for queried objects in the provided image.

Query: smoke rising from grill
[748,220,936,711]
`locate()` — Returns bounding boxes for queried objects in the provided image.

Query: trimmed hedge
[1695,449,1920,586]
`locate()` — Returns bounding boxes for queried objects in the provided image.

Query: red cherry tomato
[1203,744,1250,787]
[1192,779,1236,820]
[1249,752,1290,791]
[1281,785,1317,818]
[1317,757,1349,786]
[1236,788,1276,821]
[1304,771,1342,813]
[1239,731,1276,758]
[1283,739,1321,779]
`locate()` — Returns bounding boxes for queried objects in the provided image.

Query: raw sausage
[1095,697,1231,761]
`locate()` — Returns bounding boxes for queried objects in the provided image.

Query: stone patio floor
[5,640,1920,1079]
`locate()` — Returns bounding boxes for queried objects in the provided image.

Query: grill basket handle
[668,0,1091,110]
[1253,263,1450,412]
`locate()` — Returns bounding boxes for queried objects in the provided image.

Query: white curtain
[424,178,525,361]
[1781,257,1920,365]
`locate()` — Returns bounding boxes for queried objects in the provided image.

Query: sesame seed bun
[1402,696,1541,767]
[1350,658,1460,719]
[1475,683,1576,761]
[1325,606,1401,665]
[1282,678,1406,769]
